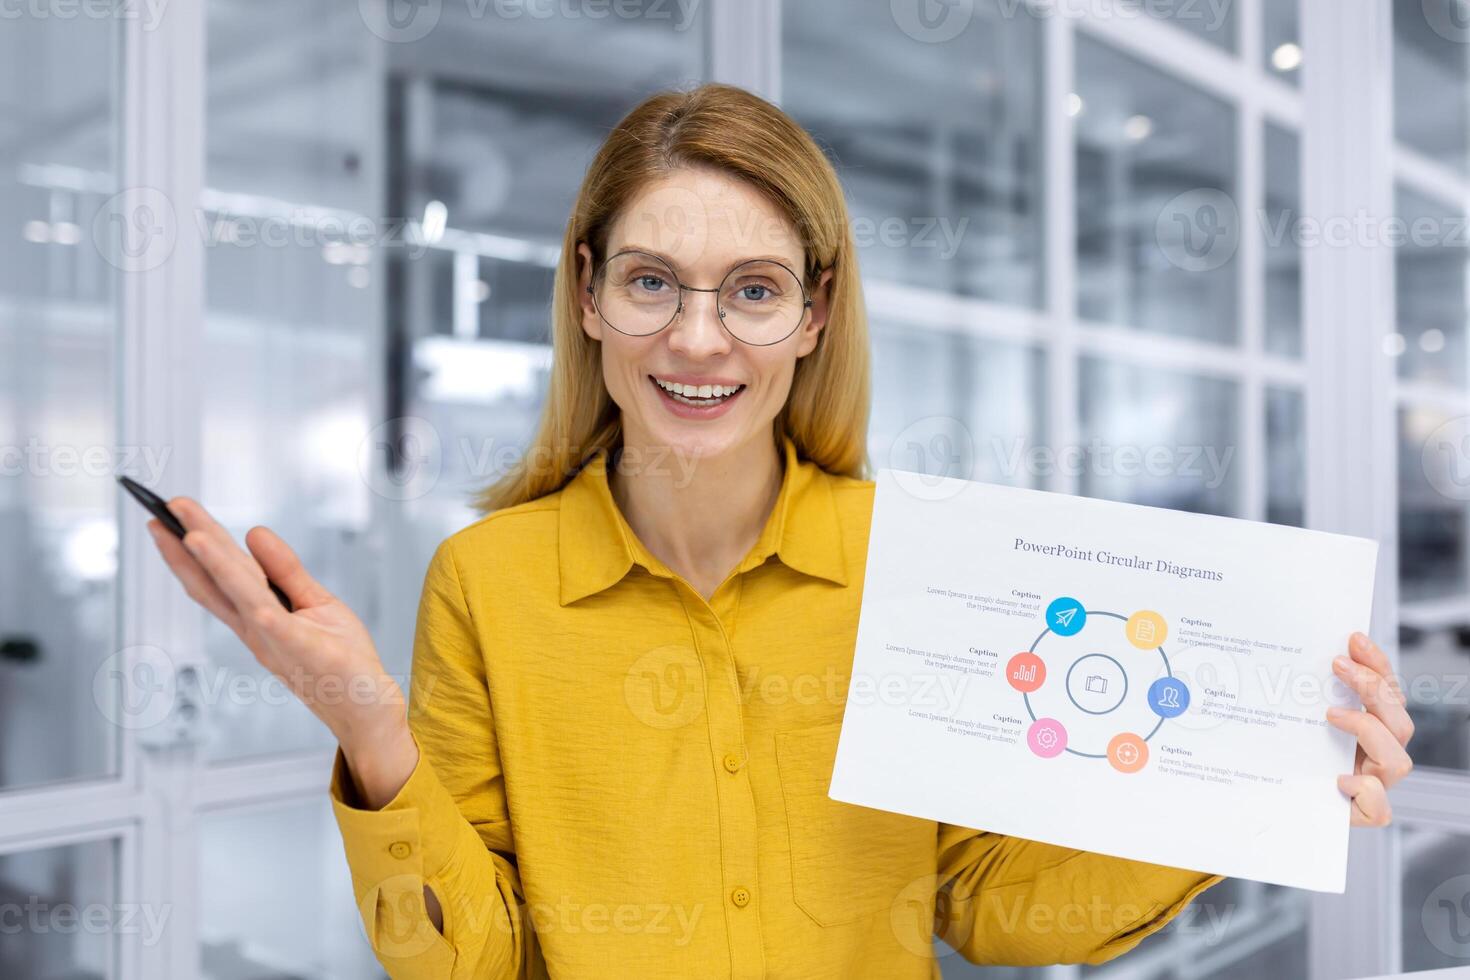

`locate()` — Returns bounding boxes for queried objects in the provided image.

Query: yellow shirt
[328,433,1225,979]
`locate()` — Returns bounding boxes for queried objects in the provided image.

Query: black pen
[117,475,294,612]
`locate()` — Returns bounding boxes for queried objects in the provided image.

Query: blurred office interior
[2,0,1468,977]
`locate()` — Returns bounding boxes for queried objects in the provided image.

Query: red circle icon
[1006,652,1045,693]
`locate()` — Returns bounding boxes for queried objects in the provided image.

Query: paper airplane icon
[1054,607,1077,628]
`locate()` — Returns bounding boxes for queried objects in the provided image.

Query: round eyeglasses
[586,249,814,347]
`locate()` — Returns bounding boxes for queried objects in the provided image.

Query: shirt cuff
[330,729,474,878]
[328,731,467,965]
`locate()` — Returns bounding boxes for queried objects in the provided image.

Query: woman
[148,83,1414,979]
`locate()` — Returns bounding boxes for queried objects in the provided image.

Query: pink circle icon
[1027,718,1068,758]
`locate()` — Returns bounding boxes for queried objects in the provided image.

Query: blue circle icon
[1045,596,1086,636]
[1148,677,1190,718]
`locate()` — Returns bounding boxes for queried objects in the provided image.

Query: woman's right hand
[147,497,416,805]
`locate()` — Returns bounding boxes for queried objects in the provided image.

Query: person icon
[1148,677,1190,718]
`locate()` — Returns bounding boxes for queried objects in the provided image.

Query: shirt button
[730,886,751,908]
[722,752,743,773]
[388,841,413,860]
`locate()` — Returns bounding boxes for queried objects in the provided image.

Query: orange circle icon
[1107,733,1148,773]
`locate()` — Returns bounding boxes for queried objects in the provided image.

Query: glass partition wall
[0,1,1450,977]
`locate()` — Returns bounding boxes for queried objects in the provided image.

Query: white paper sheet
[829,469,1381,893]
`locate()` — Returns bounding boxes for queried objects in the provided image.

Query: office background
[0,0,1464,976]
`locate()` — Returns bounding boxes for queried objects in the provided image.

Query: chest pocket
[774,720,936,927]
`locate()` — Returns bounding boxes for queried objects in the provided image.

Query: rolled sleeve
[935,824,1227,966]
[1086,862,1227,964]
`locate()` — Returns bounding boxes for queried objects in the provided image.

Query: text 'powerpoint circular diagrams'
[1005,596,1192,773]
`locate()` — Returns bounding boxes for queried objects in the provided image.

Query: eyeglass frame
[583,246,820,347]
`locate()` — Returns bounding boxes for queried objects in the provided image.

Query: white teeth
[654,378,743,399]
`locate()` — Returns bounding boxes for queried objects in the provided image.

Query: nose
[665,288,732,358]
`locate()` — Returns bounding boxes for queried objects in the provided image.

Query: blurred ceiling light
[1124,114,1153,141]
[348,266,371,289]
[474,280,492,302]
[416,336,552,404]
[422,200,448,245]
[1067,93,1084,117]
[21,220,81,245]
[1271,43,1303,73]
[324,242,372,266]
[1382,332,1406,357]
[1419,328,1445,353]
[63,519,117,583]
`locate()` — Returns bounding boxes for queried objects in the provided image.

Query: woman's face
[577,166,832,466]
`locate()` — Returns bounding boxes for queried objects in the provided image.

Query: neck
[609,428,784,597]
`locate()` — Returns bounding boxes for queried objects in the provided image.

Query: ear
[576,242,603,342]
[794,265,835,359]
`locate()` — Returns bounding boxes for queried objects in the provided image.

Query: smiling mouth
[648,375,747,407]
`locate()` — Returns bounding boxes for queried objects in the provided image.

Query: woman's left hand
[1326,631,1415,826]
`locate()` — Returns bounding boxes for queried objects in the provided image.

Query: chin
[638,421,745,469]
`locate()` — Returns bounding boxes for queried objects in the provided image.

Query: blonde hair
[472,82,872,514]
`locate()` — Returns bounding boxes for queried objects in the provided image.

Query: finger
[1347,631,1394,677]
[1327,706,1414,787]
[169,497,271,587]
[148,521,244,634]
[244,526,333,608]
[1333,650,1414,746]
[1347,633,1409,708]
[1338,773,1392,827]
[181,527,290,637]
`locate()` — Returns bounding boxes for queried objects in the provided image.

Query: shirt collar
[558,432,850,605]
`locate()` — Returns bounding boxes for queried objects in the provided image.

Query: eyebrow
[613,244,799,275]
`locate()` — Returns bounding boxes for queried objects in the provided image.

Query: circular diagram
[1004,598,1190,774]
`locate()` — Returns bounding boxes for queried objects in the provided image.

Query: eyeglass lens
[591,250,806,345]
